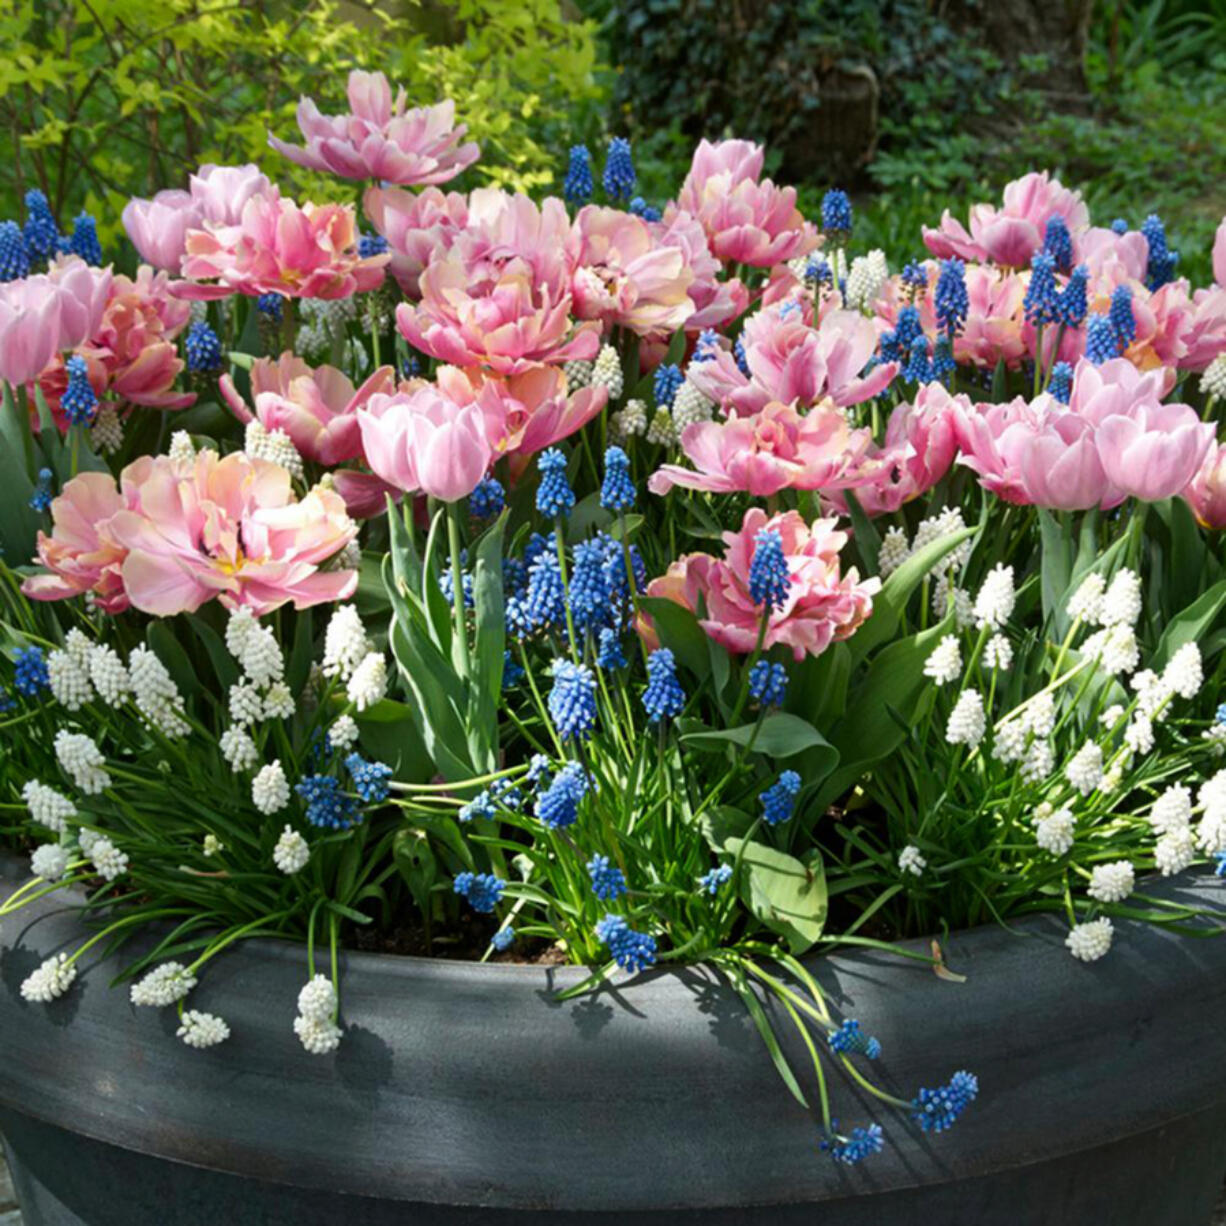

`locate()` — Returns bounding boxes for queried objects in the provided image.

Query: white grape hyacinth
[946,689,986,747]
[22,780,76,834]
[294,1013,343,1055]
[1087,861,1135,904]
[1065,742,1104,796]
[273,825,310,875]
[347,651,387,712]
[1035,808,1075,855]
[21,953,78,1002]
[973,564,1015,630]
[297,974,338,1022]
[130,962,198,1007]
[177,1010,231,1049]
[30,844,71,882]
[1066,918,1113,963]
[252,762,291,816]
[54,731,110,795]
[322,605,371,681]
[923,635,962,686]
[898,844,926,877]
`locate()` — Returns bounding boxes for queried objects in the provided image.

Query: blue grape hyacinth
[0,221,30,281]
[534,760,590,830]
[587,853,627,901]
[820,189,853,234]
[822,1123,884,1165]
[60,355,97,426]
[548,659,598,741]
[642,648,686,723]
[595,913,657,974]
[748,529,791,611]
[536,449,575,519]
[602,137,636,201]
[563,145,594,204]
[453,872,506,914]
[760,770,801,826]
[911,1070,979,1133]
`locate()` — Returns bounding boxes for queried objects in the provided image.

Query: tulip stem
[446,499,471,679]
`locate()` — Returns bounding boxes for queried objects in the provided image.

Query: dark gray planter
[2,851,1226,1225]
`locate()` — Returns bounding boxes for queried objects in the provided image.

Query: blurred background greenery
[2,0,1223,281]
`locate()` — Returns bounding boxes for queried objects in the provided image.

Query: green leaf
[682,711,835,763]
[1038,509,1074,631]
[147,620,202,697]
[185,613,240,692]
[467,511,507,774]
[700,804,754,850]
[1154,579,1226,670]
[636,595,711,681]
[842,488,881,574]
[726,838,828,953]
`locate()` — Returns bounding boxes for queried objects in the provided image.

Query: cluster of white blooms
[167,430,197,467]
[89,644,131,706]
[1081,624,1139,676]
[1035,806,1075,855]
[1065,742,1104,795]
[20,953,77,1002]
[946,689,986,747]
[843,250,888,312]
[590,344,623,398]
[130,962,197,1007]
[30,844,71,881]
[252,762,291,816]
[1148,784,1195,876]
[973,567,1015,631]
[646,407,676,446]
[1196,771,1226,855]
[328,715,359,750]
[983,634,1014,670]
[227,609,285,688]
[924,635,962,686]
[912,507,974,572]
[1065,918,1113,962]
[203,834,224,857]
[932,572,974,629]
[47,631,94,710]
[220,728,259,772]
[296,296,356,360]
[23,780,77,833]
[347,651,388,712]
[294,973,343,1054]
[273,825,310,874]
[994,690,1056,775]
[898,844,926,876]
[54,731,110,795]
[322,606,371,681]
[611,398,648,440]
[1067,568,1143,628]
[1201,354,1226,399]
[89,837,129,881]
[129,647,191,738]
[877,527,909,577]
[90,405,123,454]
[563,358,592,389]
[244,420,304,479]
[1087,860,1135,904]
[671,379,714,429]
[177,1010,231,1049]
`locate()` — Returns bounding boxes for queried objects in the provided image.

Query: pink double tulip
[689,305,897,415]
[123,164,274,272]
[923,172,1090,268]
[364,185,469,299]
[835,384,964,516]
[178,194,388,301]
[644,508,878,660]
[648,402,875,497]
[434,364,607,462]
[22,473,131,612]
[269,72,479,186]
[220,353,397,466]
[567,206,696,338]
[0,275,62,385]
[357,385,492,502]
[651,209,749,333]
[1183,445,1226,530]
[395,190,598,374]
[670,139,819,268]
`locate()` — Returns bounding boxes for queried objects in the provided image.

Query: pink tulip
[648,402,875,497]
[650,209,749,333]
[395,189,599,374]
[47,256,113,349]
[357,385,492,501]
[363,185,469,299]
[60,451,359,617]
[1214,218,1226,290]
[178,194,388,301]
[875,262,1029,370]
[269,71,480,187]
[122,190,202,271]
[0,275,62,385]
[190,164,276,226]
[669,139,819,268]
[434,363,607,461]
[923,172,1090,268]
[835,384,964,516]
[1183,444,1226,529]
[220,352,396,466]
[22,473,131,612]
[330,469,402,520]
[1016,413,1116,511]
[567,206,695,338]
[1182,287,1226,372]
[689,305,896,415]
[643,508,878,661]
[1095,401,1213,503]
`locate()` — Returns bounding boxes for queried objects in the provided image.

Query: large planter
[2,852,1226,1225]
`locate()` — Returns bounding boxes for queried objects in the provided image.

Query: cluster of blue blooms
[911,1071,980,1133]
[759,770,801,826]
[748,660,788,709]
[453,871,506,914]
[60,356,98,426]
[0,190,102,281]
[562,138,638,206]
[822,1123,885,1165]
[12,647,49,698]
[595,913,657,974]
[28,467,55,513]
[184,321,224,373]
[828,1018,882,1059]
[748,529,791,611]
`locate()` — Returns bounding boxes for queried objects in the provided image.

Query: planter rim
[3,848,1226,1214]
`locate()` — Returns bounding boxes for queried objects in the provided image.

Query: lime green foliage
[0,0,603,241]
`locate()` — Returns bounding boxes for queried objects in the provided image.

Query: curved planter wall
[2,853,1226,1225]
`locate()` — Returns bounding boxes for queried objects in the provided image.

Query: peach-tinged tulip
[357,386,492,502]
[648,402,874,498]
[178,194,388,301]
[364,185,469,299]
[269,72,479,187]
[1184,444,1226,529]
[22,473,131,612]
[643,508,878,661]
[220,353,396,466]
[651,209,749,333]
